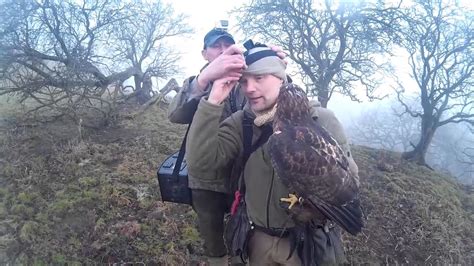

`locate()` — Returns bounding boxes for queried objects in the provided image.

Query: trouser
[248,226,346,266]
[248,230,301,265]
[191,189,233,259]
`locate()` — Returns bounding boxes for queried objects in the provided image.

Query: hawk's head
[273,83,312,131]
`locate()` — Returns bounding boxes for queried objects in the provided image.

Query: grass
[344,147,474,264]
[0,101,472,264]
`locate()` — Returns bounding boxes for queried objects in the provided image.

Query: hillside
[0,102,473,264]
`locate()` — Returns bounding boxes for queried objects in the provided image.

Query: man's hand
[269,45,288,65]
[207,76,240,105]
[197,45,245,90]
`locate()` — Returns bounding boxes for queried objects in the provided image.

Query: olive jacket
[186,97,358,228]
[168,74,246,193]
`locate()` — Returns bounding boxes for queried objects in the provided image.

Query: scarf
[253,104,277,127]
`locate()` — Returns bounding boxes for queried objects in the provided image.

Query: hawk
[268,83,363,235]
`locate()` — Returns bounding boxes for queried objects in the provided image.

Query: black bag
[157,151,192,205]
[157,125,192,205]
[157,83,246,206]
[225,198,253,261]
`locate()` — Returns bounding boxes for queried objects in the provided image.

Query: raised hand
[197,45,245,89]
[268,45,288,65]
[208,76,240,105]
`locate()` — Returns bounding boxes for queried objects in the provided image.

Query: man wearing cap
[169,28,287,264]
[185,42,358,265]
[169,28,247,124]
[168,28,246,265]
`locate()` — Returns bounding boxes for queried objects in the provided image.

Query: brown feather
[268,83,363,235]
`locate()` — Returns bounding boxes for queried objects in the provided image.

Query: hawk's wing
[268,124,357,205]
[268,124,363,235]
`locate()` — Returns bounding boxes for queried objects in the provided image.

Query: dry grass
[0,101,472,264]
[345,147,474,265]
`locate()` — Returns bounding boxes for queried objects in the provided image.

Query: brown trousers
[248,227,346,266]
[248,230,302,266]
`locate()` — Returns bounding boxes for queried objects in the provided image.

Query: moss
[67,236,82,250]
[10,204,35,218]
[384,178,405,194]
[132,174,153,184]
[48,198,74,217]
[460,190,474,212]
[78,190,101,207]
[1,164,17,178]
[180,225,200,246]
[346,146,474,264]
[0,188,7,199]
[0,204,5,220]
[2,192,15,210]
[19,221,42,243]
[138,197,155,210]
[164,241,175,251]
[51,254,67,264]
[1,103,472,264]
[78,176,100,188]
[17,191,42,206]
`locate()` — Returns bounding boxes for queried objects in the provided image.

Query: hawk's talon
[280,193,303,209]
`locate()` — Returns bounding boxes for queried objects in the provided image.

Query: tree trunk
[317,78,331,108]
[133,74,152,104]
[402,118,436,165]
[318,90,329,108]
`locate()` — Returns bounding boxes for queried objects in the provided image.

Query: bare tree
[349,100,473,183]
[110,0,191,104]
[458,145,474,182]
[396,0,474,165]
[0,0,190,124]
[0,0,131,124]
[234,0,402,107]
[349,102,420,152]
[426,125,474,183]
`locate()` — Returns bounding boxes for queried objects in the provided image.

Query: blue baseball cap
[203,29,235,49]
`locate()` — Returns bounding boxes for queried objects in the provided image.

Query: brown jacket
[167,75,246,192]
[186,98,358,229]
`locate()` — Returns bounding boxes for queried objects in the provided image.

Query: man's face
[202,39,234,62]
[240,74,283,112]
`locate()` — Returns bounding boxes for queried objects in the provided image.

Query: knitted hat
[243,41,287,82]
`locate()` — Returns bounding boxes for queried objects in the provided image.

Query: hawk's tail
[310,197,364,235]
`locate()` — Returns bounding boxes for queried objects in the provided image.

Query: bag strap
[230,112,273,215]
[172,123,191,177]
[230,89,238,113]
[239,113,273,194]
[242,114,254,167]
[239,114,253,194]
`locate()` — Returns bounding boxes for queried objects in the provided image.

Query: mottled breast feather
[268,83,363,235]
